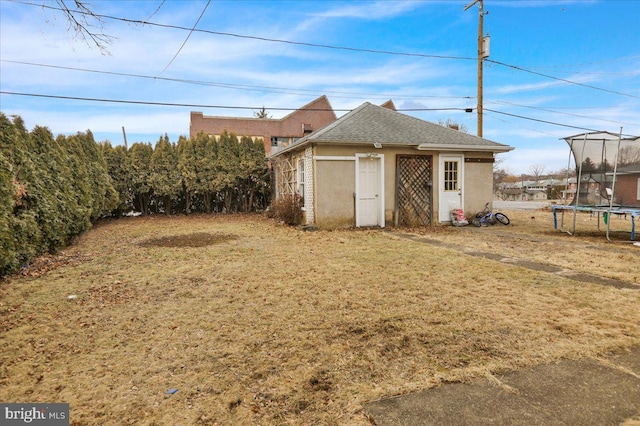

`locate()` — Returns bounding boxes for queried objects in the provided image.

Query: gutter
[416,143,514,153]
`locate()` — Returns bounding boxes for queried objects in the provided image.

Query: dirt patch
[139,232,239,248]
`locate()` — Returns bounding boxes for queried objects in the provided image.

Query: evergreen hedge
[1,113,118,276]
[1,114,272,277]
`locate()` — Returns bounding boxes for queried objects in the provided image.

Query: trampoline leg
[553,209,558,229]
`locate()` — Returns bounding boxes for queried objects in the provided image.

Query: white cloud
[314,1,423,19]
[293,1,426,34]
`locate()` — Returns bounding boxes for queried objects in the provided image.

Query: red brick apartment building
[190,96,397,156]
[190,96,337,156]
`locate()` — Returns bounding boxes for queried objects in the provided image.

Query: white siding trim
[304,147,315,224]
[314,156,356,161]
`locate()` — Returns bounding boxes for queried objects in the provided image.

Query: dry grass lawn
[1,209,639,425]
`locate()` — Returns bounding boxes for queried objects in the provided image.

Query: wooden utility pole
[464,0,487,138]
[122,126,128,150]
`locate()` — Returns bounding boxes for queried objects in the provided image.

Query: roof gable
[280,95,336,121]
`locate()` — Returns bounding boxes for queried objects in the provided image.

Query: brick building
[189,96,337,156]
[613,163,640,207]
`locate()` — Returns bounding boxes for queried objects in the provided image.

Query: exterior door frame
[438,153,464,223]
[355,153,385,227]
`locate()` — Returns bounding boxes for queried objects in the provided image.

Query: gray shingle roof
[272,102,512,156]
[616,163,640,174]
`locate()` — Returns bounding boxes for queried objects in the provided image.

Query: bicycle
[471,202,510,227]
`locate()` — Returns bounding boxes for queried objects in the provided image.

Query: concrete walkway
[365,347,640,425]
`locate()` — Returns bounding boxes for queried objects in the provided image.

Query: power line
[157,0,210,76]
[512,54,640,74]
[15,1,475,61]
[486,59,640,99]
[483,108,638,136]
[0,90,469,113]
[488,100,640,128]
[12,1,639,100]
[5,90,634,137]
[484,110,560,139]
[1,60,475,101]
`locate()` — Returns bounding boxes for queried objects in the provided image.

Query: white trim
[304,147,314,224]
[637,177,640,201]
[417,144,513,153]
[314,155,356,161]
[355,153,385,228]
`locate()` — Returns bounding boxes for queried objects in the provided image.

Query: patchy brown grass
[1,211,639,425]
[413,208,640,284]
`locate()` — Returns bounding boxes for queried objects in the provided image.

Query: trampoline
[552,130,640,241]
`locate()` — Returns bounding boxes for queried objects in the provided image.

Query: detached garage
[270,102,513,228]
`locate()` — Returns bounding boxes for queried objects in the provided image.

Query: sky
[1,0,639,176]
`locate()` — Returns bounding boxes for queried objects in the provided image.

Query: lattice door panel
[396,155,433,227]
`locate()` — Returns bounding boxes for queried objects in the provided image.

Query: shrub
[269,193,303,226]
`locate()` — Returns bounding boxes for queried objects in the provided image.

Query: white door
[439,155,463,222]
[356,155,384,227]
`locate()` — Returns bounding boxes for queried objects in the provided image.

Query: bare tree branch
[528,164,546,180]
[53,0,116,54]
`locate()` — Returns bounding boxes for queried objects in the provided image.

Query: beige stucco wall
[315,144,434,227]
[460,157,495,219]
[314,159,356,227]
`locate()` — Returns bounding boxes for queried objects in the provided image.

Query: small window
[637,177,640,201]
[298,159,305,205]
[444,160,459,192]
[272,136,291,148]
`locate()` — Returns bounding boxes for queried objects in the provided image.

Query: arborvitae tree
[1,115,41,273]
[177,136,198,214]
[150,134,181,215]
[73,131,118,219]
[193,133,219,213]
[0,150,15,274]
[217,130,241,212]
[129,142,153,215]
[0,113,117,276]
[238,136,269,212]
[28,125,80,251]
[58,133,93,232]
[101,142,132,216]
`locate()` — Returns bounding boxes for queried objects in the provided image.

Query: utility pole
[122,126,128,150]
[464,0,488,138]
